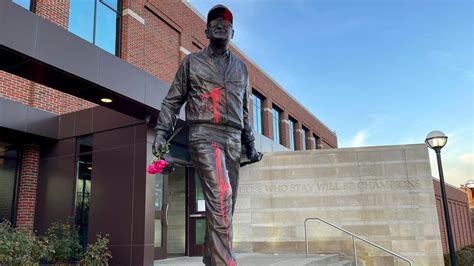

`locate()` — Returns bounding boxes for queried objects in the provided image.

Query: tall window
[75,136,93,247]
[289,117,296,150]
[0,142,20,224]
[272,106,282,144]
[302,126,309,150]
[252,91,264,134]
[12,0,33,11]
[68,0,122,56]
[313,134,320,149]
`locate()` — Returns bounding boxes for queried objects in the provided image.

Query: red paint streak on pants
[212,142,233,266]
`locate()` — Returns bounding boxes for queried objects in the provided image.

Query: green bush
[45,221,83,263]
[81,234,112,265]
[0,219,112,265]
[0,220,51,265]
[444,246,474,266]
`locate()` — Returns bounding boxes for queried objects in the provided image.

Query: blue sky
[189,0,473,187]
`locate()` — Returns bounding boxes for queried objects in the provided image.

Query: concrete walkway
[154,253,346,265]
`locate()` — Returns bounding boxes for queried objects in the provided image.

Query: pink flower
[147,163,159,174]
[147,159,168,174]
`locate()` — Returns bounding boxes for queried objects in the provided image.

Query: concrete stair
[154,253,356,265]
[261,254,355,266]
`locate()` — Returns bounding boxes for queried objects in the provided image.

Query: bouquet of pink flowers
[147,127,182,175]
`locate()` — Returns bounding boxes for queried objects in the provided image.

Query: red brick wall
[0,71,96,115]
[144,3,181,83]
[433,179,473,253]
[35,0,70,30]
[15,143,40,232]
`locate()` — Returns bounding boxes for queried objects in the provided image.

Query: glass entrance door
[187,167,206,256]
[154,173,168,259]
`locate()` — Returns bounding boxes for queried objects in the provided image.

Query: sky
[189,0,473,187]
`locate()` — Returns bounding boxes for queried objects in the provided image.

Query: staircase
[155,253,356,265]
[233,253,356,266]
[267,254,354,266]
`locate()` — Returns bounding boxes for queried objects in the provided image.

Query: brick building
[433,179,473,253]
[0,0,336,265]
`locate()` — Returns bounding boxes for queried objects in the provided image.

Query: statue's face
[205,17,234,42]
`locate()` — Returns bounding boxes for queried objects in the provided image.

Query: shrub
[0,220,51,265]
[81,234,112,265]
[45,221,83,263]
[444,247,474,266]
[0,219,112,265]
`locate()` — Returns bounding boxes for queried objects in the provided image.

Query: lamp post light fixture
[425,130,456,266]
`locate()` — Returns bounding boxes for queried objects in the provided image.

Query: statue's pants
[189,125,241,266]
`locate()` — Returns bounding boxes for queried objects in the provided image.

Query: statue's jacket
[155,47,255,145]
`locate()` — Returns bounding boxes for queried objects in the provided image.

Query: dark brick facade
[433,179,473,253]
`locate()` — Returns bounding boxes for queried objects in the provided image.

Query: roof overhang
[0,97,58,140]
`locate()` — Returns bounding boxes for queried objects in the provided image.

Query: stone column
[263,99,273,139]
[307,131,315,150]
[295,121,303,150]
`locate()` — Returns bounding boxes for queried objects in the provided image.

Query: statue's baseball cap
[207,4,233,25]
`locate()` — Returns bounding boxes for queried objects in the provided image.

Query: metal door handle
[165,203,169,227]
[190,213,205,218]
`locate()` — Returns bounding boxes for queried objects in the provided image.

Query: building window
[75,136,93,247]
[12,0,33,11]
[302,126,309,150]
[272,106,282,145]
[252,91,264,134]
[289,117,296,150]
[68,0,122,56]
[313,134,320,149]
[0,142,20,224]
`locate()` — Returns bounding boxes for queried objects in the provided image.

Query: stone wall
[234,144,443,266]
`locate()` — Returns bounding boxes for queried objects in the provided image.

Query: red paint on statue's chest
[201,87,224,124]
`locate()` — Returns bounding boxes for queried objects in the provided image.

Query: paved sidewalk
[154,253,338,265]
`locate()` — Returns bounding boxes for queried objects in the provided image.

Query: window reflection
[195,173,205,212]
[0,142,20,223]
[272,106,281,145]
[12,0,31,10]
[154,219,162,247]
[302,127,309,150]
[155,174,163,211]
[289,118,296,150]
[68,0,121,56]
[75,136,93,247]
[196,219,206,245]
[313,134,320,149]
[252,92,264,134]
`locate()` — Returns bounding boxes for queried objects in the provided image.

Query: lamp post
[425,130,456,266]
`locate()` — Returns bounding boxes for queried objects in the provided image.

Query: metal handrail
[304,217,413,266]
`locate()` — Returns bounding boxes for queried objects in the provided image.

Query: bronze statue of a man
[153,4,261,265]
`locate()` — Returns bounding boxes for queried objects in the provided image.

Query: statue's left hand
[245,142,263,162]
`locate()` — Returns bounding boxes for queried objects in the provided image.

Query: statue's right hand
[152,134,167,157]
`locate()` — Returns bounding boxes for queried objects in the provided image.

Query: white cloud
[342,114,391,148]
[351,130,367,147]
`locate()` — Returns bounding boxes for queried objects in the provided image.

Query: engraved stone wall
[234,144,443,266]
